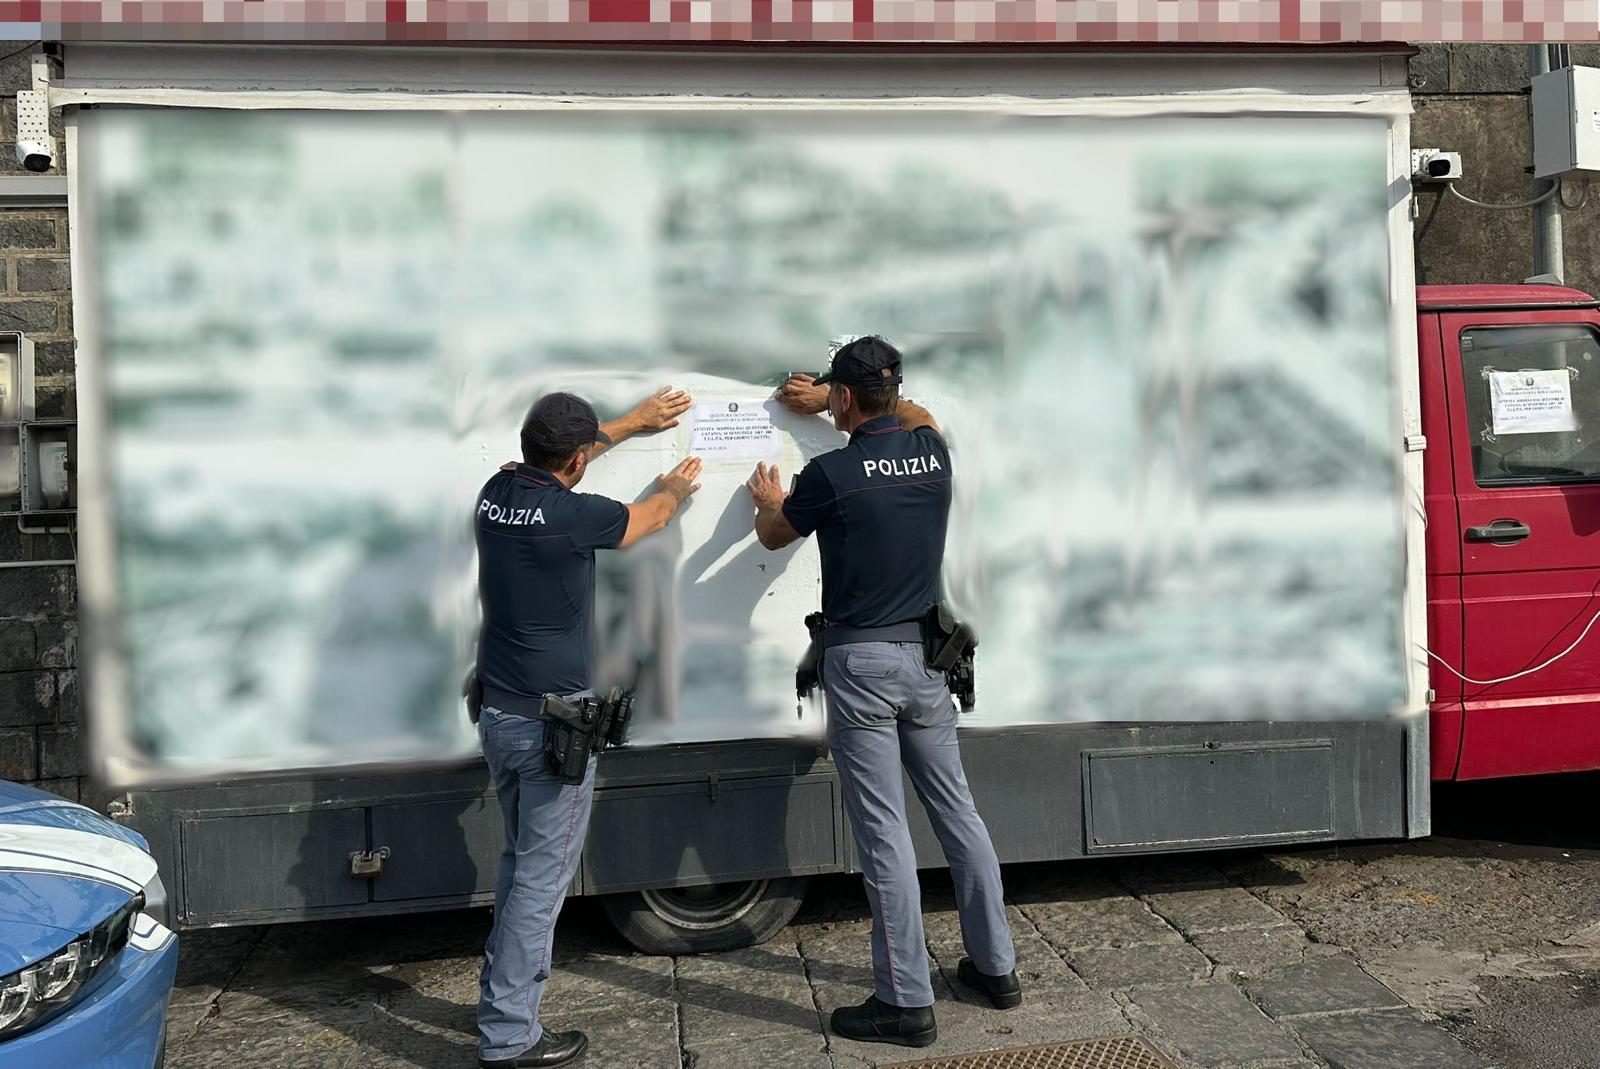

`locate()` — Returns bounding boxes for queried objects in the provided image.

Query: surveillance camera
[1410,148,1463,183]
[14,140,51,173]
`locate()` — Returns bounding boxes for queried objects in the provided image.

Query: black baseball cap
[814,336,904,389]
[521,392,613,456]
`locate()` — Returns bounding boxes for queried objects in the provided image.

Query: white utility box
[0,332,34,423]
[1534,66,1600,179]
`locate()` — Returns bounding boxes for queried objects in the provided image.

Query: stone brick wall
[1411,44,1600,295]
[0,42,80,802]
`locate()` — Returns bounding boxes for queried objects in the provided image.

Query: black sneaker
[958,958,1023,1009]
[829,994,938,1047]
[479,1029,589,1068]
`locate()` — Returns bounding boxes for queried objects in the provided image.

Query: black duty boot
[958,958,1023,1009]
[479,1029,589,1068]
[829,994,937,1047]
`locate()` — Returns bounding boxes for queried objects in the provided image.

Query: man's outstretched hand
[659,457,704,503]
[746,462,787,512]
[630,386,693,432]
[778,374,830,416]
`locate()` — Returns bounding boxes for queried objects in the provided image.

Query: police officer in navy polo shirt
[475,387,701,1069]
[747,338,1020,1048]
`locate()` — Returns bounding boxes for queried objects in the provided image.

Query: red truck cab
[1421,284,1600,780]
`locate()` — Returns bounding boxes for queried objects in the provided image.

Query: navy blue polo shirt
[474,464,629,715]
[782,415,952,628]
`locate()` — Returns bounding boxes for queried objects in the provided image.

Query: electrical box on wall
[0,332,35,423]
[21,422,75,514]
[1533,66,1600,178]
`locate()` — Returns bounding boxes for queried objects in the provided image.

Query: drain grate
[880,1035,1180,1069]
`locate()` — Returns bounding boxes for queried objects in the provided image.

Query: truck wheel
[602,877,808,955]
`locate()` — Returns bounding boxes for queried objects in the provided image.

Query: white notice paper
[1490,369,1579,435]
[689,398,782,460]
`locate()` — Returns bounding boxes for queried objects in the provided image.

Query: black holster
[796,611,826,700]
[541,686,636,785]
[920,604,978,711]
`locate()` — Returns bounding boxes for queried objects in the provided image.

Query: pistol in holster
[540,686,636,785]
[796,611,827,701]
[921,603,979,712]
[463,667,484,725]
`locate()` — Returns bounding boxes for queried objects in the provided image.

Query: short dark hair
[518,422,582,470]
[849,383,900,419]
[522,440,582,472]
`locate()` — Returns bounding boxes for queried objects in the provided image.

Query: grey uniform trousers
[477,701,597,1062]
[823,640,1015,1008]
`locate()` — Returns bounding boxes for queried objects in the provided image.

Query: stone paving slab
[354,1006,483,1068]
[676,939,807,975]
[1022,897,1185,950]
[1188,926,1311,976]
[795,940,879,987]
[678,979,820,1045]
[675,941,813,998]
[1290,1010,1496,1069]
[685,1030,832,1069]
[174,1003,378,1069]
[546,952,677,1008]
[1143,887,1291,935]
[930,932,1087,998]
[1244,956,1408,1019]
[169,928,265,1010]
[1129,982,1307,1068]
[543,1013,681,1069]
[372,975,482,1039]
[1069,941,1214,990]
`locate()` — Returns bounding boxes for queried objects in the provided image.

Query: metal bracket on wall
[0,176,66,207]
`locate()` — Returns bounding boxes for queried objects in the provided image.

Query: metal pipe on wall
[1530,44,1565,282]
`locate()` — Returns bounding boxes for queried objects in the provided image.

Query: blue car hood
[0,781,152,974]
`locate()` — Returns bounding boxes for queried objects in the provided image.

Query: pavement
[162,772,1600,1069]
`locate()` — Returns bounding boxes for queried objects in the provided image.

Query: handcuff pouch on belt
[921,603,979,712]
[540,686,636,785]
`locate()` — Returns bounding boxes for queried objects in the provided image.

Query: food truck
[35,41,1600,951]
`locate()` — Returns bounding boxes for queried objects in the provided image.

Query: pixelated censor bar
[0,0,1594,44]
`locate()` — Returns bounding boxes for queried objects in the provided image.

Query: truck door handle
[1465,520,1531,544]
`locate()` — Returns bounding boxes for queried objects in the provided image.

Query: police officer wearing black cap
[475,387,701,1069]
[746,338,1020,1048]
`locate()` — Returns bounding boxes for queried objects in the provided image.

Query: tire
[601,877,809,955]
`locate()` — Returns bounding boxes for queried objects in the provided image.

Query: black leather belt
[821,620,923,648]
[481,684,560,720]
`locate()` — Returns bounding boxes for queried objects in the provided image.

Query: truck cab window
[1461,324,1600,487]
